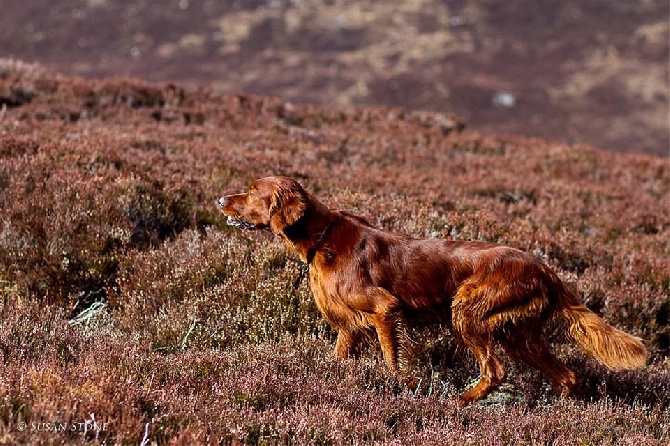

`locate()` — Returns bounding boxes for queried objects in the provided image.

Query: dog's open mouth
[226,216,256,230]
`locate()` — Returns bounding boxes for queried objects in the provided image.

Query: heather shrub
[0,63,668,444]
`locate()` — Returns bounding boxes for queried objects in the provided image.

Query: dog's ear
[269,180,307,234]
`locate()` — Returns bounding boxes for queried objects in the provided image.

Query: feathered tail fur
[559,291,648,370]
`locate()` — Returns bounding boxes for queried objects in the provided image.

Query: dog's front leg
[334,329,362,359]
[346,287,404,371]
[370,313,402,371]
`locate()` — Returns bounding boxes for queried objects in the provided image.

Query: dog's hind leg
[452,285,507,406]
[501,335,577,397]
[456,332,507,406]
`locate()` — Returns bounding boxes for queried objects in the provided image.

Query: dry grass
[1,60,669,444]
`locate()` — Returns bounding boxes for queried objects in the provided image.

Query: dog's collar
[305,218,334,265]
[292,218,334,290]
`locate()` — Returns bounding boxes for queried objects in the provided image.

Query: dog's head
[218,176,307,234]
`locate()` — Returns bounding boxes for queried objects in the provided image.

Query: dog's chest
[308,267,364,329]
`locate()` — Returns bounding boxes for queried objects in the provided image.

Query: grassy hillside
[1,59,669,444]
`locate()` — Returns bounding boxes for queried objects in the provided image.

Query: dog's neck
[281,198,335,264]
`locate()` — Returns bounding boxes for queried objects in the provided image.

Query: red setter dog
[219,176,648,406]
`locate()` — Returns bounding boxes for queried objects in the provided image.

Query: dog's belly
[403,303,452,326]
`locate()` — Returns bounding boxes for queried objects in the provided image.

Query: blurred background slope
[1,0,668,156]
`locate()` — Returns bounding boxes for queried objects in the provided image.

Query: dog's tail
[556,285,648,370]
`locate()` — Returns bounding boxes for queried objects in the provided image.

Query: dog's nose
[218,197,227,208]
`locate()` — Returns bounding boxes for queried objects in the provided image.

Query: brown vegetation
[0,59,669,444]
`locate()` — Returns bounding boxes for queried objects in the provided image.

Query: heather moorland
[0,60,669,444]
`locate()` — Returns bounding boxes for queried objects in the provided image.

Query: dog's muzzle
[219,196,256,230]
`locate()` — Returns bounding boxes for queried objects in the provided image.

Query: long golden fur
[219,176,648,406]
